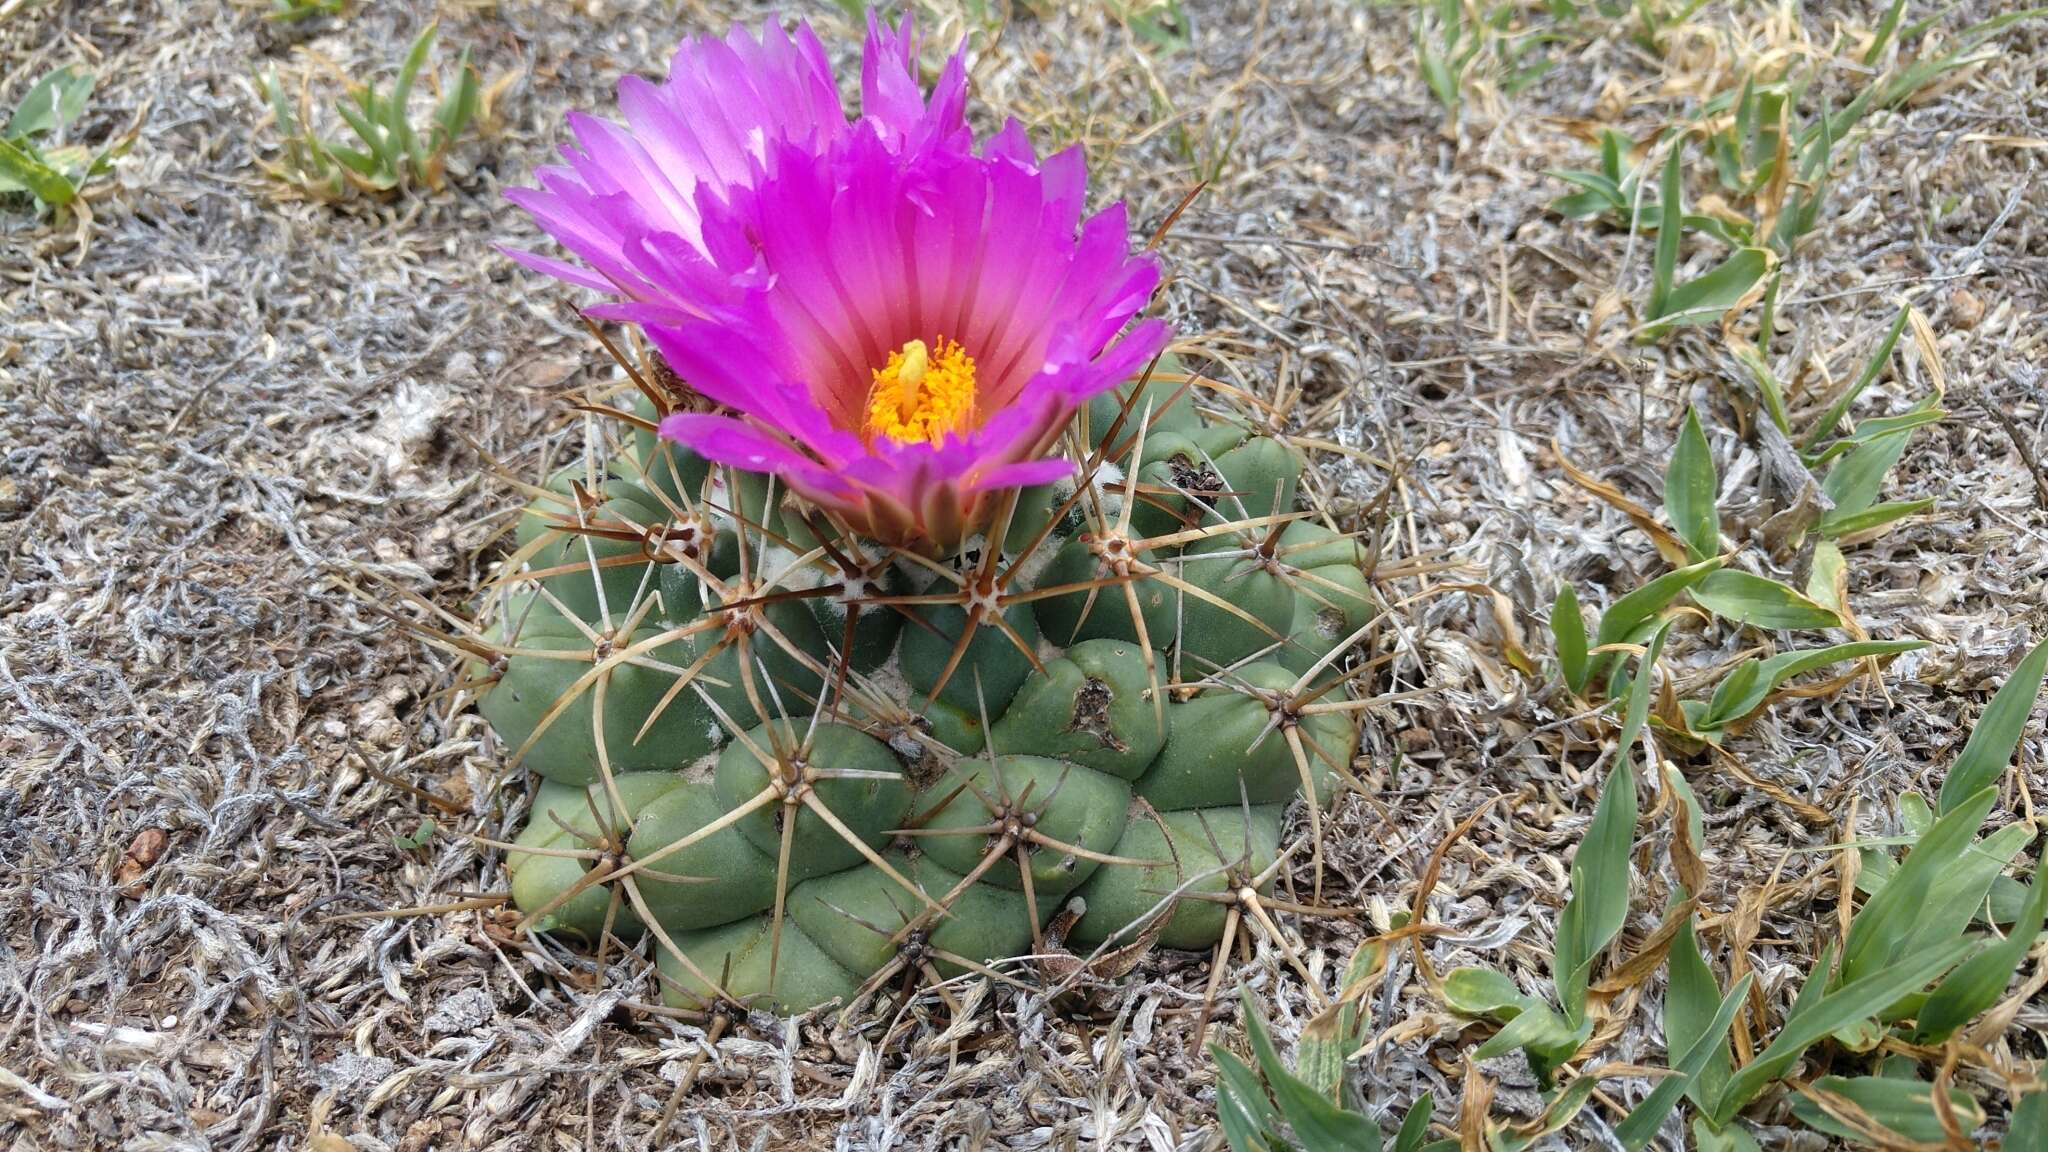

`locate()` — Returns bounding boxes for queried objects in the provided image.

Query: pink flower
[507,13,1168,553]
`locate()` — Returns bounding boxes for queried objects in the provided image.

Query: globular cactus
[469,353,1375,1016]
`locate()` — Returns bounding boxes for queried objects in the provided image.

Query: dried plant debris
[4,1,2047,1150]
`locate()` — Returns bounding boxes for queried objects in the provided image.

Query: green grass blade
[1443,967,1534,1019]
[1789,1074,1985,1145]
[2007,1093,2048,1152]
[1648,145,1684,320]
[389,22,437,162]
[1241,990,1384,1152]
[1714,935,1975,1121]
[1590,558,1720,681]
[1913,869,2048,1043]
[1862,0,1910,65]
[1689,569,1839,631]
[1701,640,1925,730]
[0,136,77,207]
[1840,786,1998,986]
[1645,248,1770,334]
[1211,1045,1284,1152]
[1391,1094,1435,1152]
[1553,583,1589,696]
[1734,343,1789,434]
[8,66,96,138]
[1937,639,2048,814]
[1556,624,1662,1023]
[1818,497,1934,539]
[1895,821,2034,961]
[1803,305,1909,453]
[1665,407,1718,560]
[1617,972,1753,1151]
[1820,421,1922,527]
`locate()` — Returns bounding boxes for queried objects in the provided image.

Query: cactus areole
[489,13,1370,1014]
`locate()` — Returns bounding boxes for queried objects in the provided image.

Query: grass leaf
[1714,935,1975,1121]
[1818,497,1934,539]
[1820,423,1921,529]
[1211,1046,1285,1152]
[1392,1094,1435,1152]
[1699,640,1925,730]
[1894,820,2034,962]
[7,66,96,139]
[1241,988,1385,1152]
[1936,639,2048,814]
[1840,786,1998,987]
[1803,305,1909,453]
[0,135,77,207]
[1553,583,1589,695]
[1690,569,1839,631]
[1590,557,1721,682]
[1914,871,2048,1043]
[1863,0,1910,65]
[1616,971,1753,1151]
[2007,1094,2048,1152]
[1789,1075,1985,1145]
[1556,625,1662,1023]
[1442,967,1532,1018]
[1648,144,1683,320]
[1665,407,1718,560]
[1646,248,1771,334]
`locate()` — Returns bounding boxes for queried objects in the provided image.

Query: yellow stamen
[865,337,976,447]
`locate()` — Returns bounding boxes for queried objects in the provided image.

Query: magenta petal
[509,13,1175,552]
[969,458,1076,492]
[661,413,856,500]
[498,246,619,294]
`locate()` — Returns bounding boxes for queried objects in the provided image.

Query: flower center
[864,337,976,447]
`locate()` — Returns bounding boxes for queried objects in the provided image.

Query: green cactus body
[478,367,1370,1014]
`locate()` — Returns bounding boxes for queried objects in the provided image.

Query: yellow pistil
[864,337,976,447]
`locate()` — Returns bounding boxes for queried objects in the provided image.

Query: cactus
[465,351,1375,1016]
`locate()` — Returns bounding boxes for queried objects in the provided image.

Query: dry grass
[2,0,2044,1148]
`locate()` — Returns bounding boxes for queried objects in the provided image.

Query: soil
[3,1,2044,1148]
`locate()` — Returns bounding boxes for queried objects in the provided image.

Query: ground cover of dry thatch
[2,0,2045,1148]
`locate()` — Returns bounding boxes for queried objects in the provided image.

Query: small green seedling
[270,0,348,20]
[393,817,437,851]
[1213,987,1452,1152]
[0,66,131,218]
[1642,147,1772,338]
[1549,404,1929,735]
[1793,306,1946,541]
[1448,627,1665,1085]
[1414,0,1558,134]
[1548,127,1752,247]
[1644,641,2047,1147]
[255,23,480,201]
[1109,0,1193,52]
